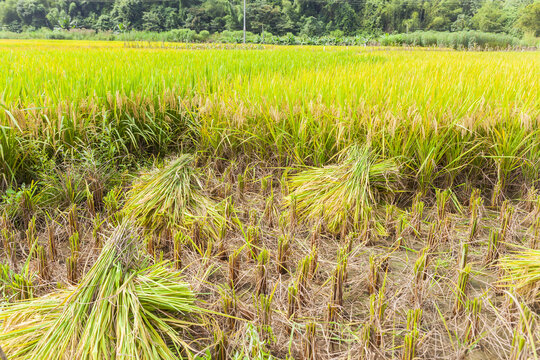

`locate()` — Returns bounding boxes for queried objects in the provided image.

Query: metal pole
[243,0,246,44]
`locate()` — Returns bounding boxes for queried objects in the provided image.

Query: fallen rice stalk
[124,154,225,239]
[500,248,540,305]
[284,145,399,234]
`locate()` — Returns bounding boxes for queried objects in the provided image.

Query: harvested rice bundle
[124,154,224,237]
[284,145,399,234]
[0,223,201,360]
[500,248,540,304]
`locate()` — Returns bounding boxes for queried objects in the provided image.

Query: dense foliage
[0,0,539,38]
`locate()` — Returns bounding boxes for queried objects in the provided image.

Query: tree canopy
[0,0,538,37]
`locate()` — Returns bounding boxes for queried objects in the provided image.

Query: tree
[471,0,508,33]
[0,0,20,27]
[300,16,323,36]
[16,0,48,27]
[427,0,463,31]
[516,1,540,36]
[111,0,145,30]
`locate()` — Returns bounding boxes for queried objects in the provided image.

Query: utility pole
[243,0,246,44]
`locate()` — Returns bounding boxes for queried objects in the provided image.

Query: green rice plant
[409,126,470,193]
[262,192,275,228]
[237,173,245,200]
[384,204,397,238]
[1,227,16,266]
[365,274,388,351]
[68,204,78,237]
[173,230,185,270]
[491,179,504,208]
[331,247,348,309]
[68,230,79,283]
[255,292,274,341]
[463,297,482,350]
[394,213,407,248]
[531,216,540,250]
[221,287,238,331]
[454,264,471,315]
[284,145,399,234]
[123,155,224,238]
[402,309,422,360]
[413,248,428,306]
[326,302,338,339]
[488,124,537,194]
[302,322,317,360]
[435,188,451,229]
[36,245,50,281]
[485,230,501,265]
[232,323,274,360]
[296,253,312,307]
[287,283,298,323]
[410,192,424,238]
[499,200,514,244]
[0,121,27,187]
[47,219,57,261]
[245,226,261,261]
[103,185,123,217]
[458,242,469,272]
[229,249,241,291]
[217,218,228,261]
[0,263,33,301]
[0,222,202,360]
[66,255,78,284]
[1,182,42,229]
[69,231,80,255]
[276,234,290,275]
[213,327,228,360]
[368,255,380,295]
[468,189,482,242]
[509,303,535,360]
[41,166,88,209]
[256,249,269,296]
[500,248,540,304]
[25,215,37,251]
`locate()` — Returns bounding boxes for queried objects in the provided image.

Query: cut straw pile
[501,248,540,304]
[284,145,399,233]
[124,154,224,236]
[0,223,201,360]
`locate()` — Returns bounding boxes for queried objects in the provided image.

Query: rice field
[0,39,539,359]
